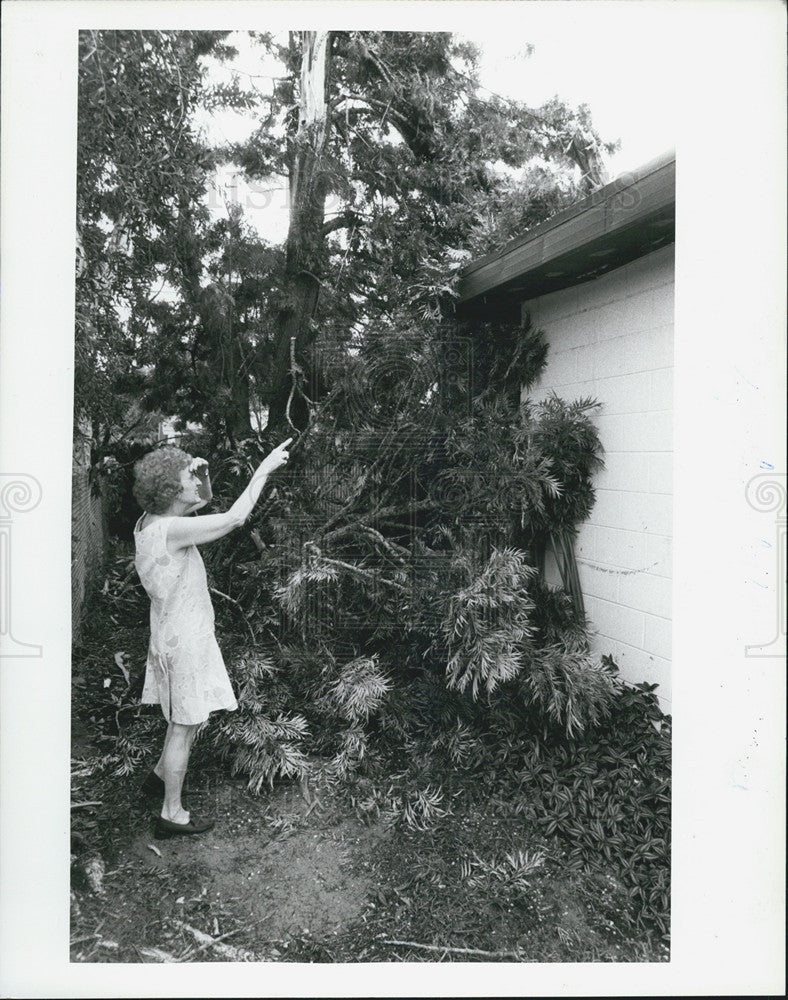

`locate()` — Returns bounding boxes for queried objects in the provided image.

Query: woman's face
[177,465,202,507]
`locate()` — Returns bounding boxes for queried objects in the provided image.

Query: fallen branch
[70,933,98,947]
[71,801,103,809]
[185,926,244,959]
[304,797,323,818]
[381,939,524,960]
[210,586,244,608]
[319,555,409,592]
[174,920,255,962]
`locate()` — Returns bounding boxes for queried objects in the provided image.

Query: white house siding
[523,244,674,711]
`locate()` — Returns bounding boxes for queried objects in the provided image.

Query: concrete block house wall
[525,245,673,711]
[458,151,675,713]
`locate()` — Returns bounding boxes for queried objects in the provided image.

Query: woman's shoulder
[135,513,176,535]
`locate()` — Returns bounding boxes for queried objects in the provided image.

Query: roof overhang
[457,149,675,315]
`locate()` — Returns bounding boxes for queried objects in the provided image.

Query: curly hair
[133,446,192,514]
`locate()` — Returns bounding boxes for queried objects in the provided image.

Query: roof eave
[457,149,675,308]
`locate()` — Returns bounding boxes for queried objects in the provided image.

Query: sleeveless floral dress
[134,515,238,725]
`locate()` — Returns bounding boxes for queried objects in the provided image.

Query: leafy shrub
[93,317,637,869]
[359,656,669,939]
[460,847,546,891]
[524,392,605,534]
[507,659,671,940]
[437,546,615,735]
[442,547,537,697]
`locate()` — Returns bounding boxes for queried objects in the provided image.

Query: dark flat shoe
[154,815,214,840]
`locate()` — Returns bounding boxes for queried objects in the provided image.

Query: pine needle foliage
[331,655,392,723]
[211,710,311,793]
[442,547,537,698]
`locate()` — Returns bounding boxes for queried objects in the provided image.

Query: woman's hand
[166,438,293,551]
[258,438,293,476]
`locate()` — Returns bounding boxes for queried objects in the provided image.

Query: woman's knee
[169,721,199,744]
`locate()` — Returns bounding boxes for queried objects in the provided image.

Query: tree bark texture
[267,30,332,434]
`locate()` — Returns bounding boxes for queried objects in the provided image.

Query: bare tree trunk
[267,30,332,435]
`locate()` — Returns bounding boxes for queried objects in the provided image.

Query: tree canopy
[76,29,614,446]
[77,27,614,758]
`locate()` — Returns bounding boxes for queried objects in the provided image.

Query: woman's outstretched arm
[166,438,292,550]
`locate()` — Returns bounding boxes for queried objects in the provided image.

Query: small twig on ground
[186,926,244,958]
[138,946,180,963]
[174,920,255,962]
[304,797,323,818]
[71,801,103,809]
[381,939,524,960]
[69,933,98,947]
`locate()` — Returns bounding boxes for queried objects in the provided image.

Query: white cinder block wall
[524,244,673,711]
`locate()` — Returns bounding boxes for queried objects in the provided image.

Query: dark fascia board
[458,149,675,306]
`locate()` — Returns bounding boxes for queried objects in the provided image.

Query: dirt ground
[127,780,386,943]
[72,765,395,962]
[71,756,665,964]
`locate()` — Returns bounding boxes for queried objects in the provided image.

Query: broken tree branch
[174,920,255,962]
[381,938,524,960]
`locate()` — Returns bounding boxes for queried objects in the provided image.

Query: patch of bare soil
[71,771,396,961]
[126,780,386,945]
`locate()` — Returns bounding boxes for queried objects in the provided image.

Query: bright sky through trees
[197,14,676,243]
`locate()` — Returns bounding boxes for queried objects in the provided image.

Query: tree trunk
[225,326,253,442]
[266,30,332,435]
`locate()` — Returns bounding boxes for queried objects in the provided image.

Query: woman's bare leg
[159,722,198,823]
[153,721,177,779]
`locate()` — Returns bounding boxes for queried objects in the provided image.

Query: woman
[132,437,292,839]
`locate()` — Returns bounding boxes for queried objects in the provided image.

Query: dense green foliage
[75,29,669,954]
[505,668,671,940]
[77,29,614,446]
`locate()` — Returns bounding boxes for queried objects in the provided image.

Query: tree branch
[381,938,524,960]
[322,210,363,237]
